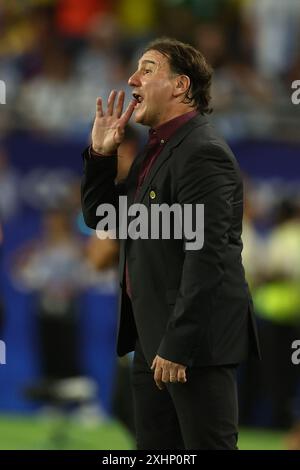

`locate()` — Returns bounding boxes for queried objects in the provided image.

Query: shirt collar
[149,110,199,145]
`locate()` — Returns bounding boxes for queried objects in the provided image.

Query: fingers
[114,90,125,118]
[151,356,157,370]
[170,370,178,383]
[96,97,103,117]
[107,90,117,116]
[162,365,175,383]
[153,366,164,390]
[151,356,163,389]
[177,367,187,383]
[119,99,137,127]
[97,90,135,131]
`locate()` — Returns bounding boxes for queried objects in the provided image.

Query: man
[81,38,260,450]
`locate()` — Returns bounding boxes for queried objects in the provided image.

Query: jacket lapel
[135,114,209,204]
[126,148,148,207]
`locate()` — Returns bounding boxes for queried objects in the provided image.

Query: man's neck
[153,106,197,129]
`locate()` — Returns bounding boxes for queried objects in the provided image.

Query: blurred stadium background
[1,0,300,450]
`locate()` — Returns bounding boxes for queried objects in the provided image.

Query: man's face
[128,50,176,128]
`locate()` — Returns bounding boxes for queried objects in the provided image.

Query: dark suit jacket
[81,114,260,368]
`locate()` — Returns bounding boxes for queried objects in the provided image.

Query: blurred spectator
[17,41,76,136]
[243,199,300,428]
[73,12,133,137]
[241,0,300,79]
[13,208,86,379]
[16,10,135,140]
[194,21,276,140]
[264,199,300,281]
[9,206,105,426]
[75,13,121,87]
[241,180,267,288]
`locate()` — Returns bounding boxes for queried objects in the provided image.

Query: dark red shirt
[125,110,198,299]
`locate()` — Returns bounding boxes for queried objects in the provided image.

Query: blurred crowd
[0,0,300,449]
[0,0,300,142]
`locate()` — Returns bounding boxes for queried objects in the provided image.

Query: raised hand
[91,90,137,156]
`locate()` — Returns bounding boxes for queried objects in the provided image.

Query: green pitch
[0,416,286,450]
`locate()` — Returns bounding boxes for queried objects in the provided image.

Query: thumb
[151,356,157,370]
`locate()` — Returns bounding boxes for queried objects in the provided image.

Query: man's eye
[143,69,152,74]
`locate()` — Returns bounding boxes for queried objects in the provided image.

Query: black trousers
[131,339,239,450]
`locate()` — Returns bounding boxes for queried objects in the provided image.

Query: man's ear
[173,75,190,98]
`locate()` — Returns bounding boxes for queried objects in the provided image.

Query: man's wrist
[89,145,117,158]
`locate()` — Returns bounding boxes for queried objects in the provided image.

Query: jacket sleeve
[81,147,126,229]
[157,143,238,366]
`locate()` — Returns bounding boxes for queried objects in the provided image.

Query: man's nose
[128,71,139,87]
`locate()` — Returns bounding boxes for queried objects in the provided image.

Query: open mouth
[132,93,144,106]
